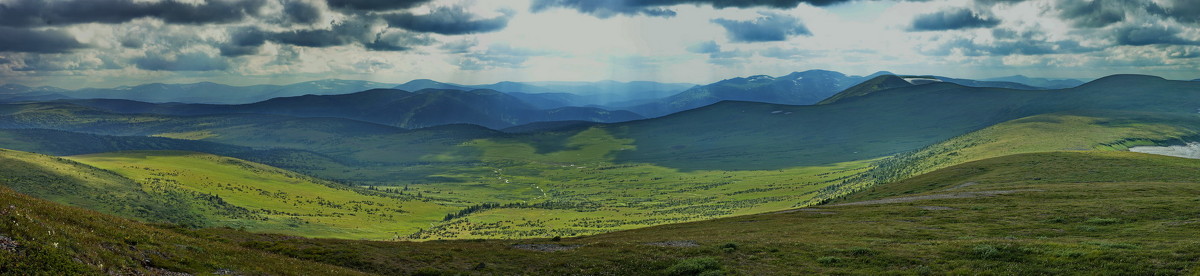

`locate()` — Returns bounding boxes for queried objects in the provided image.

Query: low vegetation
[184,151,1200,275]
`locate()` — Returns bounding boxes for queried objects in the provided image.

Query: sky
[0,0,1198,89]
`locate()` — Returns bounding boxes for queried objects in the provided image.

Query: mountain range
[59,88,644,129]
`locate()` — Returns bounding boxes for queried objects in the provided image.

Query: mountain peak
[818,75,913,105]
[747,75,775,82]
[403,79,444,85]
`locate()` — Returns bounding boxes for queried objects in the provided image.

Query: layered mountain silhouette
[63,88,644,129]
[983,75,1087,89]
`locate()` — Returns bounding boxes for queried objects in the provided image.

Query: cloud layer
[0,0,1197,88]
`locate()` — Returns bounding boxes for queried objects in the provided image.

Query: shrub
[665,257,722,276]
[848,247,875,256]
[816,256,842,265]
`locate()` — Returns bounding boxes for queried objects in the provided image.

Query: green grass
[833,110,1200,203]
[0,148,209,226]
[0,185,367,275]
[193,151,1200,275]
[397,128,875,239]
[67,151,454,240]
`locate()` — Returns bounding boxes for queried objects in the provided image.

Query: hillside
[823,110,1200,203]
[9,151,1200,274]
[198,151,1200,275]
[0,167,366,274]
[816,74,914,104]
[66,151,454,239]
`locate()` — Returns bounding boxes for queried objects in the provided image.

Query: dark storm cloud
[134,52,229,71]
[909,8,999,31]
[221,18,430,53]
[1055,0,1127,28]
[1112,25,1199,46]
[363,31,435,51]
[383,6,514,35]
[279,0,324,25]
[1147,0,1200,24]
[0,27,85,53]
[0,0,267,27]
[530,0,676,18]
[530,0,855,18]
[711,12,811,42]
[220,27,269,56]
[325,0,433,12]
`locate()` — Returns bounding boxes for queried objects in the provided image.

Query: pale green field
[68,151,453,240]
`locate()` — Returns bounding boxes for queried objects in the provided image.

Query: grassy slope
[203,151,1200,275]
[66,151,454,240]
[0,185,367,275]
[0,149,211,227]
[830,110,1200,203]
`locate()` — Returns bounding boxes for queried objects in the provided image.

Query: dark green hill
[594,75,1200,170]
[817,74,915,104]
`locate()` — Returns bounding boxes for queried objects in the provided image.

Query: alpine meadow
[3,0,1200,275]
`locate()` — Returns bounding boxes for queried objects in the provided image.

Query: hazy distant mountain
[0,84,72,102]
[931,76,1041,89]
[0,83,68,94]
[20,79,397,104]
[66,88,644,129]
[395,79,696,108]
[522,80,697,105]
[626,70,890,117]
[982,75,1086,89]
[393,79,472,91]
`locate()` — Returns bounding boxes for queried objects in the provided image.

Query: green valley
[191,151,1200,275]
